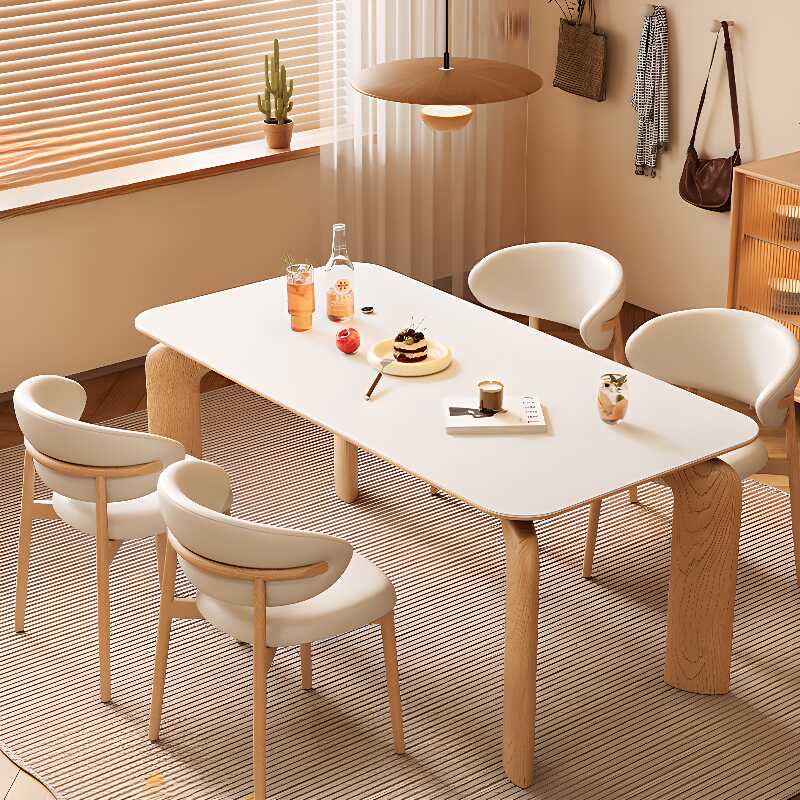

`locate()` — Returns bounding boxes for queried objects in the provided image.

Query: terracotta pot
[264,120,293,149]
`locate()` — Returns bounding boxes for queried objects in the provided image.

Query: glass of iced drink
[287,263,315,332]
[598,373,629,424]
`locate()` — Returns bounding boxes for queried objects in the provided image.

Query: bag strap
[689,31,719,148]
[722,21,741,152]
[689,21,740,151]
[576,0,596,32]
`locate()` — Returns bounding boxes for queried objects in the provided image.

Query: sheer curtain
[320,0,532,297]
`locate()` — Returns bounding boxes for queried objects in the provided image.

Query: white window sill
[0,127,335,221]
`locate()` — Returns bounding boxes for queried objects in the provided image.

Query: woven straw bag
[553,1,607,102]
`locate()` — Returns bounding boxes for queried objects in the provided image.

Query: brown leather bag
[679,21,741,212]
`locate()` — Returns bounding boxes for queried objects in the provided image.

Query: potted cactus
[257,38,294,149]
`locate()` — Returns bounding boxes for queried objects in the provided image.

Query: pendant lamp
[351,0,542,131]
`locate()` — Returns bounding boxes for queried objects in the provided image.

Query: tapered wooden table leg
[334,434,358,503]
[502,518,540,788]
[662,458,741,695]
[145,344,209,456]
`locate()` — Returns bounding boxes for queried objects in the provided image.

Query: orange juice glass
[287,264,315,332]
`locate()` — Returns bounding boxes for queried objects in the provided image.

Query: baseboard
[0,356,146,404]
[70,355,146,383]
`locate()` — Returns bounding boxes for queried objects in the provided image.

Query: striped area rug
[0,385,799,800]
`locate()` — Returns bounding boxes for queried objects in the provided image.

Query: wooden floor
[0,314,795,799]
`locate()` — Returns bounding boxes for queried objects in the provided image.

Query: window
[0,1,345,189]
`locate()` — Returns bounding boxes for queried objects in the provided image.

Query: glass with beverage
[287,263,315,332]
[325,223,355,322]
[598,373,629,424]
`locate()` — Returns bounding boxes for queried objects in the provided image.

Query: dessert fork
[365,357,394,400]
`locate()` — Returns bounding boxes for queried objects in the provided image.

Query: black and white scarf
[632,6,670,176]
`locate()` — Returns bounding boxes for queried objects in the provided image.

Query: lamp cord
[443,0,451,69]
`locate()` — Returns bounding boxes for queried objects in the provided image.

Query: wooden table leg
[145,344,209,456]
[661,458,741,695]
[145,344,209,621]
[502,517,540,788]
[334,433,358,503]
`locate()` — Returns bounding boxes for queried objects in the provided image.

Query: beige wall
[5,3,800,391]
[527,0,800,314]
[1,156,321,392]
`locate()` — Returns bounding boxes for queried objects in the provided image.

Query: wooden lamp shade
[352,57,542,106]
[351,2,540,132]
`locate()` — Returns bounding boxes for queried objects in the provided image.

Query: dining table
[135,263,759,788]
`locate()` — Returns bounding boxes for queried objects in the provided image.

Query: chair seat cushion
[718,438,769,479]
[52,491,164,541]
[195,553,396,648]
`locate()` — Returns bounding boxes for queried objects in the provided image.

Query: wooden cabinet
[729,151,800,399]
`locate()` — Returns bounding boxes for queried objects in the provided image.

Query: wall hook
[710,19,735,32]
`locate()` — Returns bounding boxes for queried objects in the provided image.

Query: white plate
[368,338,453,376]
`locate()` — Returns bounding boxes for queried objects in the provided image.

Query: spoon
[365,357,394,400]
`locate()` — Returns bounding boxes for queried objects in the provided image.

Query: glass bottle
[325,223,355,322]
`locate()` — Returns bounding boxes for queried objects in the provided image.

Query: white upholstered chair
[12,375,186,701]
[468,242,626,360]
[150,458,404,800]
[582,308,800,585]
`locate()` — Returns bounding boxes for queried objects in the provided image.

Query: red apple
[336,327,360,354]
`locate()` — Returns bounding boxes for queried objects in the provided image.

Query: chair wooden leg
[15,450,36,634]
[583,500,602,578]
[252,580,269,800]
[784,403,800,586]
[612,315,626,364]
[154,532,167,589]
[379,612,405,754]
[95,477,112,703]
[628,485,638,503]
[149,540,178,741]
[300,643,313,690]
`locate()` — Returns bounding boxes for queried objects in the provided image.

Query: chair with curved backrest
[151,458,404,800]
[581,308,800,584]
[13,374,186,701]
[468,242,627,360]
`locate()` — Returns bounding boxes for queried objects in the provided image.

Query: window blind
[0,0,346,189]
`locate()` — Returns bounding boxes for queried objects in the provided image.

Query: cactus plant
[257,38,294,124]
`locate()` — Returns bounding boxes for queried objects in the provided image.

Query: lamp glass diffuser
[420,105,473,132]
